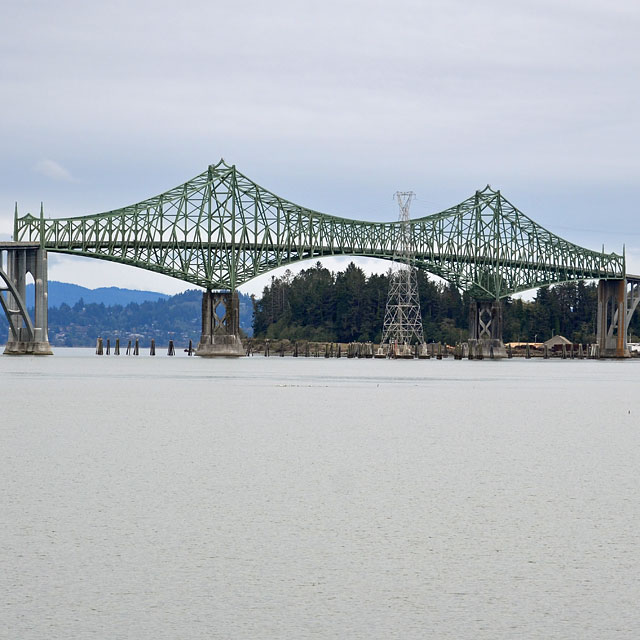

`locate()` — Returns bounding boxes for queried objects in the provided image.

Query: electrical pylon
[381,192,425,347]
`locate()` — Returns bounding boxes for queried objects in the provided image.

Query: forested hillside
[0,289,254,347]
[253,261,638,345]
[25,281,170,308]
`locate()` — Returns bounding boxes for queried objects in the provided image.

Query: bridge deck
[0,242,40,249]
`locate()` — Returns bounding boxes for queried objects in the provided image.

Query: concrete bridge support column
[2,247,52,355]
[195,289,244,357]
[597,278,632,358]
[467,299,507,359]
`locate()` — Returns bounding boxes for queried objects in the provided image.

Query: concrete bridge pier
[596,278,640,358]
[467,299,507,359]
[1,245,53,355]
[195,289,244,357]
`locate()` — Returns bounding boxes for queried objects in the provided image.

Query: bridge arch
[0,250,35,343]
[13,159,625,299]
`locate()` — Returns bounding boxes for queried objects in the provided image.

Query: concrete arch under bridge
[4,160,639,357]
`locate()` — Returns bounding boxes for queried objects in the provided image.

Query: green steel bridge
[2,159,637,357]
[13,159,625,299]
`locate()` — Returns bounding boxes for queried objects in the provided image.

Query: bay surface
[2,350,639,639]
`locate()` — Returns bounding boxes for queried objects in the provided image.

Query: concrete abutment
[1,245,52,355]
[596,278,640,358]
[195,289,244,357]
[466,299,507,359]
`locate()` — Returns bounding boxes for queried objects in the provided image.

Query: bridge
[2,159,638,357]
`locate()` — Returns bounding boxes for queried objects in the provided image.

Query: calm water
[1,350,639,639]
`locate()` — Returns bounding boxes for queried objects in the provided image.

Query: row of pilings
[249,340,379,358]
[252,340,355,358]
[93,336,613,359]
[246,340,448,359]
[507,342,599,359]
[247,339,608,360]
[95,337,193,356]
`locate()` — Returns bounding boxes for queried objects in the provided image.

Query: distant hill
[26,281,170,308]
[0,283,254,346]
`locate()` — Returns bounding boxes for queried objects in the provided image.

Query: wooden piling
[150,339,156,356]
[126,340,132,355]
[525,343,531,359]
[188,339,193,356]
[114,338,120,355]
[106,339,110,355]
[134,339,139,356]
[168,340,175,356]
[96,337,103,355]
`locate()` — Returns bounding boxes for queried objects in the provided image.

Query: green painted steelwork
[14,159,625,299]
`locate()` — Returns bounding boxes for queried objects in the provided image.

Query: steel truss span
[14,159,625,298]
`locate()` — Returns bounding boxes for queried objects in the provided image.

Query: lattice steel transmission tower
[381,192,425,347]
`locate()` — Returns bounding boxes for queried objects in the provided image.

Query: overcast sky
[2,0,639,295]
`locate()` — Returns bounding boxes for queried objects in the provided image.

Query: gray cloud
[2,0,639,291]
[34,159,75,182]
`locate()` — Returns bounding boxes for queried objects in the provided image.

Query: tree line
[1,264,639,347]
[252,261,640,344]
